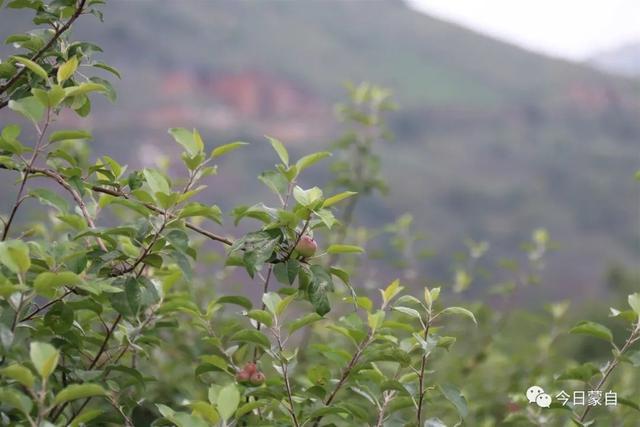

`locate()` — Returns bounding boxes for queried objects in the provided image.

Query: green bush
[0,2,638,426]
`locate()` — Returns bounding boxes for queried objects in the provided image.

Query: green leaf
[266,135,288,165]
[179,203,222,224]
[236,400,268,418]
[216,383,240,421]
[315,208,336,229]
[93,62,121,79]
[157,404,208,427]
[438,383,468,419]
[29,188,70,213]
[70,409,103,427]
[424,417,448,427]
[368,310,386,331]
[0,364,35,388]
[216,295,252,310]
[49,129,92,143]
[64,82,106,98]
[30,342,59,379]
[293,185,323,207]
[276,293,296,316]
[304,406,350,421]
[262,292,281,314]
[246,309,273,327]
[53,383,107,405]
[382,279,403,306]
[273,259,299,285]
[326,244,364,255]
[0,387,32,415]
[189,401,220,424]
[628,293,640,316]
[308,265,334,316]
[169,127,203,156]
[90,76,116,102]
[322,191,357,208]
[57,56,78,83]
[8,96,44,123]
[47,84,66,107]
[143,168,170,195]
[0,240,30,274]
[1,123,20,140]
[439,306,477,325]
[211,141,248,158]
[198,355,230,373]
[229,329,270,348]
[12,55,48,79]
[0,61,16,78]
[393,306,422,320]
[437,336,457,351]
[618,397,640,412]
[34,271,82,298]
[557,363,600,382]
[288,313,322,334]
[570,321,613,342]
[109,277,141,318]
[258,170,288,197]
[295,151,331,173]
[424,287,433,307]
[32,87,49,107]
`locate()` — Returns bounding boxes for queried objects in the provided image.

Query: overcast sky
[408,0,640,60]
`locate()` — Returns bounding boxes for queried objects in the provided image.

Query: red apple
[296,235,317,258]
[243,362,257,375]
[235,370,250,383]
[249,371,266,386]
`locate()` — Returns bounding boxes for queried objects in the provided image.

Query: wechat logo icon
[526,385,552,408]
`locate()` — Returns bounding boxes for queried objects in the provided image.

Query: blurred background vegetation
[0,0,638,314]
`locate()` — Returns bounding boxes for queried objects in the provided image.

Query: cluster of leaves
[0,2,638,427]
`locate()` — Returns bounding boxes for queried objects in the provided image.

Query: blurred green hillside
[1,0,638,299]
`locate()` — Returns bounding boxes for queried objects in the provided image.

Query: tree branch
[90,185,233,246]
[0,164,234,246]
[0,0,88,104]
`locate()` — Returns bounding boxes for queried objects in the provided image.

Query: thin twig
[375,390,397,427]
[577,321,640,422]
[2,108,51,240]
[27,168,107,251]
[274,327,300,427]
[50,313,122,422]
[19,289,74,322]
[90,185,233,245]
[311,330,374,427]
[416,321,432,426]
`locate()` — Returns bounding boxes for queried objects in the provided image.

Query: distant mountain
[590,42,640,77]
[1,1,638,299]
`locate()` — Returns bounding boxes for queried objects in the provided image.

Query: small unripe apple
[235,370,251,383]
[295,235,317,258]
[243,362,257,375]
[249,371,266,386]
